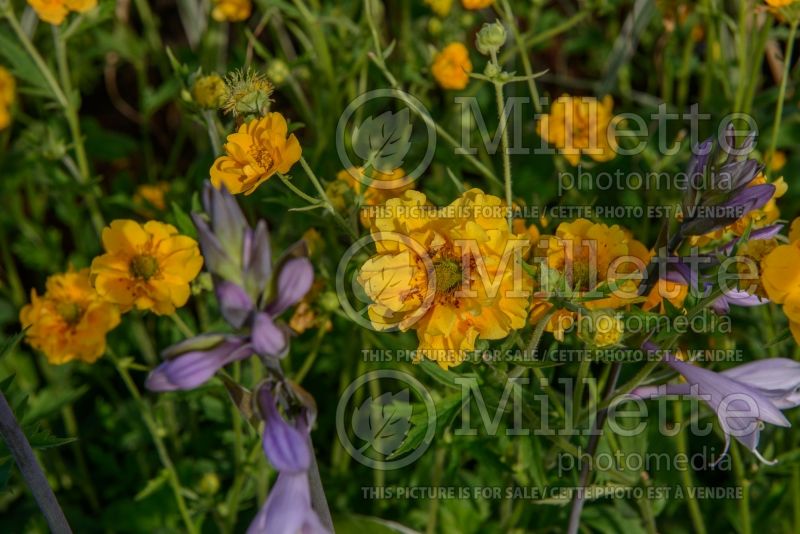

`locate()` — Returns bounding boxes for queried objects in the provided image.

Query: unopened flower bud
[199,473,220,495]
[483,62,501,78]
[476,21,507,56]
[427,17,443,35]
[319,291,340,312]
[192,74,226,109]
[266,60,290,85]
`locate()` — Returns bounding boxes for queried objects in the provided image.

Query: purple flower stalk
[634,345,800,464]
[146,183,314,392]
[678,126,771,238]
[247,383,331,534]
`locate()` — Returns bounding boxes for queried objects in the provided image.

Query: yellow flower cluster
[21,220,203,364]
[358,189,530,368]
[211,0,252,22]
[432,43,473,90]
[529,219,686,340]
[0,67,14,130]
[20,269,121,365]
[536,94,618,166]
[27,0,96,25]
[211,112,301,195]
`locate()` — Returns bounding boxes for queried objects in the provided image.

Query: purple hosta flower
[633,345,800,464]
[145,335,252,391]
[146,183,314,392]
[247,384,330,534]
[678,126,772,238]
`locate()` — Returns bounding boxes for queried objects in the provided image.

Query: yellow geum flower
[211,0,252,22]
[587,311,624,348]
[358,189,531,369]
[530,219,654,340]
[210,112,301,195]
[27,0,97,25]
[765,150,787,171]
[133,182,170,217]
[536,94,618,166]
[762,236,800,342]
[90,220,203,315]
[20,268,120,365]
[431,43,473,91]
[462,0,494,9]
[766,0,797,7]
[335,167,415,227]
[426,0,453,17]
[0,66,15,130]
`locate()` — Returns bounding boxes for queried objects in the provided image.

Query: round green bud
[476,21,507,56]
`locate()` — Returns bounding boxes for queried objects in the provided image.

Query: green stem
[110,353,197,534]
[224,438,264,533]
[2,8,68,108]
[674,403,707,534]
[298,156,359,240]
[169,313,196,338]
[294,324,327,384]
[61,405,100,510]
[51,26,105,236]
[203,110,223,156]
[493,77,513,229]
[767,19,798,166]
[731,443,752,534]
[279,172,322,205]
[500,0,542,113]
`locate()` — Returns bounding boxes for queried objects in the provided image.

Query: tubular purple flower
[719,183,775,214]
[266,257,315,316]
[252,312,289,358]
[678,127,767,238]
[633,345,800,464]
[204,181,248,269]
[247,384,329,534]
[146,336,251,391]
[243,220,272,301]
[246,472,329,534]
[257,384,311,472]
[216,281,254,328]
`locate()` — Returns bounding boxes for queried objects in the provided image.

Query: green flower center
[433,258,463,294]
[56,301,83,325]
[130,254,159,280]
[571,260,592,291]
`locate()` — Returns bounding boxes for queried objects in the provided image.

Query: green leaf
[0,33,50,94]
[134,469,170,501]
[171,201,197,239]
